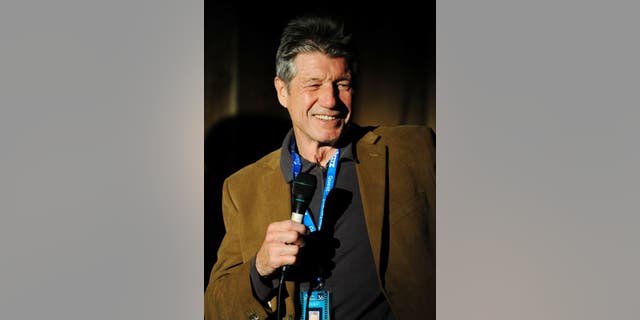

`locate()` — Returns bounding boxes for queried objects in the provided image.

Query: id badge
[300,290,330,320]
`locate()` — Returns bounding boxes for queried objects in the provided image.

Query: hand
[255,220,308,277]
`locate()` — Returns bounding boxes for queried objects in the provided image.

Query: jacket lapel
[263,150,291,222]
[355,131,387,276]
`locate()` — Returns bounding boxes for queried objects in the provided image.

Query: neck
[297,143,338,168]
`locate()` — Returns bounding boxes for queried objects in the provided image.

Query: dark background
[205,1,435,288]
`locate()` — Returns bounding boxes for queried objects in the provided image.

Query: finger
[281,231,300,245]
[294,236,306,248]
[287,220,309,234]
[256,241,300,275]
[267,220,308,234]
[267,229,306,245]
[277,245,305,264]
[265,244,299,268]
[272,243,300,257]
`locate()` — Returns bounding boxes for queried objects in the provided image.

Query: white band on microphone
[291,212,304,223]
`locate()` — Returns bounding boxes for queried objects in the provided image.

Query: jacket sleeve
[204,178,273,320]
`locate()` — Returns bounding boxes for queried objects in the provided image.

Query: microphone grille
[292,172,316,203]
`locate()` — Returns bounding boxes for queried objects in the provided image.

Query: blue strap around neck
[290,137,340,232]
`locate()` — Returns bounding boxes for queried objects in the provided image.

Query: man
[205,16,435,320]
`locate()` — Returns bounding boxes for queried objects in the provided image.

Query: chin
[317,132,342,145]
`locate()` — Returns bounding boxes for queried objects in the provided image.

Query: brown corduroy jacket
[205,125,435,320]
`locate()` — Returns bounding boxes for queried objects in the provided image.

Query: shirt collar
[280,128,356,183]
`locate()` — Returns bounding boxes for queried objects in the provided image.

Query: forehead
[292,52,350,80]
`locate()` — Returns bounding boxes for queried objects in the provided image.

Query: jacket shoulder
[368,125,435,152]
[224,148,281,186]
[366,125,436,177]
[373,124,433,142]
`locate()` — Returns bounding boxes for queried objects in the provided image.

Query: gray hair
[275,16,357,89]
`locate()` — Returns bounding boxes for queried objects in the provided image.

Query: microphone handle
[282,211,304,272]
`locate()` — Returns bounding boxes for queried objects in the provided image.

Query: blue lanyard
[290,137,340,232]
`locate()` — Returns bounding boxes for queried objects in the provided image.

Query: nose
[318,84,338,108]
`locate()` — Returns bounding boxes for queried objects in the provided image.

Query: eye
[337,82,351,90]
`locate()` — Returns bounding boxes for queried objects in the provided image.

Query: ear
[274,76,288,108]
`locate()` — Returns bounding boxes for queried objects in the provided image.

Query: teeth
[314,115,338,120]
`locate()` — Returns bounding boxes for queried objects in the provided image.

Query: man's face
[275,52,352,148]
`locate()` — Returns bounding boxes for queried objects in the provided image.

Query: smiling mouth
[313,114,341,120]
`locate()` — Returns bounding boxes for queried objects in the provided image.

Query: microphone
[282,173,316,272]
[277,173,316,318]
[290,172,316,223]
